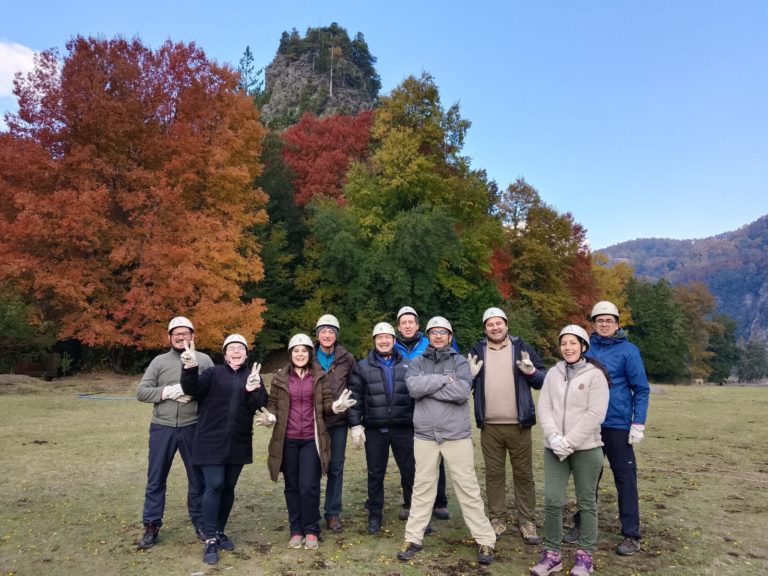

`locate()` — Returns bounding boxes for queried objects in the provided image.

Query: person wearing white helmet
[531,325,609,576]
[136,316,214,551]
[348,322,416,534]
[398,317,496,566]
[394,306,452,520]
[179,333,269,564]
[312,313,357,533]
[262,333,356,551]
[563,301,650,557]
[467,306,545,544]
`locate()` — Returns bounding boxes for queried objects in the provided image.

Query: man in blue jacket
[570,301,650,556]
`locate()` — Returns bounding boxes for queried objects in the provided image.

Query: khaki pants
[480,424,536,522]
[405,438,496,547]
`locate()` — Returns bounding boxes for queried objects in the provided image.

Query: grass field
[0,373,766,576]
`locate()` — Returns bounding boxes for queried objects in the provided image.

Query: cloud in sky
[0,41,36,97]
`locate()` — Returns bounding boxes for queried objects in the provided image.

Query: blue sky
[1,1,766,249]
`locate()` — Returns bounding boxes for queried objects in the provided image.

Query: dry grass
[0,374,766,575]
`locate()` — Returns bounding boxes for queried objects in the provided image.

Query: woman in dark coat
[180,334,268,565]
[259,333,355,550]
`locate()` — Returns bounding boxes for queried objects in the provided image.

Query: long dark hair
[586,357,612,388]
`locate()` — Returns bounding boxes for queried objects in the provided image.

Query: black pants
[364,427,415,519]
[283,438,322,536]
[574,427,640,538]
[200,464,244,539]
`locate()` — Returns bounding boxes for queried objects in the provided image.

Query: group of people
[135,300,650,575]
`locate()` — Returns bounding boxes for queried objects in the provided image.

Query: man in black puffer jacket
[348,322,415,535]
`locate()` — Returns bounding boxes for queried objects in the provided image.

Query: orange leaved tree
[0,36,267,352]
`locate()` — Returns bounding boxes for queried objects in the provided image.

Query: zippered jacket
[348,348,413,429]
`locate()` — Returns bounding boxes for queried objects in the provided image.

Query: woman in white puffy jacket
[531,325,609,576]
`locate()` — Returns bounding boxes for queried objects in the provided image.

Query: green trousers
[543,446,603,552]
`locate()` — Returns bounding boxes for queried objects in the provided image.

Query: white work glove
[628,424,645,445]
[246,363,262,392]
[351,425,366,447]
[331,389,356,414]
[549,434,574,461]
[467,354,484,378]
[180,341,198,370]
[516,351,536,375]
[161,383,184,400]
[176,395,193,404]
[255,407,276,427]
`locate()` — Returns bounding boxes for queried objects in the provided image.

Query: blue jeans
[200,464,243,539]
[324,424,348,519]
[142,423,204,527]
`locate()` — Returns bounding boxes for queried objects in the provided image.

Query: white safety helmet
[590,301,620,321]
[559,325,591,351]
[482,307,508,325]
[315,314,340,332]
[396,306,419,322]
[168,316,194,333]
[425,316,453,334]
[222,333,248,353]
[372,322,396,338]
[288,333,314,350]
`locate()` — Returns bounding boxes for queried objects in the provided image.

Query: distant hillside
[598,215,768,342]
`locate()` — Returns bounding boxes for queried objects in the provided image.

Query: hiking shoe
[530,549,563,576]
[478,544,495,565]
[491,518,507,537]
[136,523,159,549]
[304,534,319,550]
[194,524,206,543]
[398,507,410,520]
[570,549,594,575]
[216,531,235,551]
[521,520,541,545]
[562,526,580,545]
[616,536,641,556]
[367,516,382,535]
[203,538,219,564]
[327,516,342,533]
[397,541,422,561]
[424,523,434,535]
[433,506,450,520]
[288,534,304,549]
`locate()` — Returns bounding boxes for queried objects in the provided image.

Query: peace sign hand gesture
[180,341,198,369]
[246,363,262,391]
[332,388,356,414]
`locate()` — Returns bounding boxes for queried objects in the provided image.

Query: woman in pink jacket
[531,325,609,576]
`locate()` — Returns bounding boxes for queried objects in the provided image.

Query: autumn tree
[592,252,635,326]
[0,36,267,356]
[673,282,718,380]
[706,314,739,383]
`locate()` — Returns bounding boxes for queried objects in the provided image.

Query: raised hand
[467,353,484,378]
[516,351,536,375]
[180,340,198,369]
[331,389,356,414]
[246,363,262,391]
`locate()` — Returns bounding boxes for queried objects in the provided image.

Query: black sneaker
[433,506,450,520]
[424,523,434,535]
[397,541,422,561]
[616,536,641,556]
[203,538,219,564]
[478,544,494,565]
[194,525,206,543]
[398,507,410,520]
[367,516,382,535]
[216,531,235,551]
[136,523,159,549]
[562,526,580,545]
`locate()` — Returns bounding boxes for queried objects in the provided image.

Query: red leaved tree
[0,36,267,352]
[282,111,373,206]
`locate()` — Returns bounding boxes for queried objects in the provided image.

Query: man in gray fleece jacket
[136,316,214,549]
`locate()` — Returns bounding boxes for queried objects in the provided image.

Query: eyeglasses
[429,330,450,336]
[594,319,616,326]
[171,331,192,338]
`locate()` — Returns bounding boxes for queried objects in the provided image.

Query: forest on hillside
[1,25,764,384]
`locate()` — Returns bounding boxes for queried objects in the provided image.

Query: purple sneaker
[570,549,594,576]
[531,549,563,575]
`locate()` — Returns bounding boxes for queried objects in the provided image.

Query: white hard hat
[168,316,194,333]
[425,316,453,334]
[316,314,340,332]
[482,307,508,325]
[222,333,248,353]
[396,306,419,322]
[372,322,396,338]
[559,325,591,351]
[288,333,314,350]
[590,301,620,321]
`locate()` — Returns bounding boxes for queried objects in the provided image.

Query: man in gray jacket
[136,316,214,549]
[397,317,496,566]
